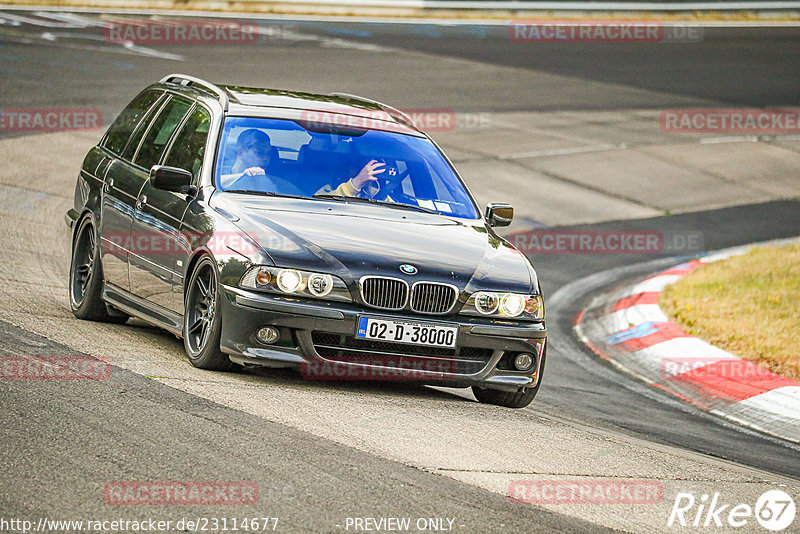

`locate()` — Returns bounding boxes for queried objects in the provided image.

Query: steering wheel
[375,162,410,200]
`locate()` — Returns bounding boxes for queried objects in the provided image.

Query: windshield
[214,116,480,219]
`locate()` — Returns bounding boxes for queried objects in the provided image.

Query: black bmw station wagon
[66,74,547,408]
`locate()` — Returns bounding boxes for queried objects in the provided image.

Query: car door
[98,90,164,291]
[127,95,195,311]
[132,103,211,314]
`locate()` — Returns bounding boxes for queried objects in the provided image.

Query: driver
[223,129,302,195]
[315,159,393,200]
[233,129,271,174]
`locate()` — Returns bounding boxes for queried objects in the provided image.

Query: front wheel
[183,256,235,371]
[69,217,128,323]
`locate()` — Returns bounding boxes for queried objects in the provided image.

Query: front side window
[214,116,479,219]
[103,91,162,156]
[134,96,192,170]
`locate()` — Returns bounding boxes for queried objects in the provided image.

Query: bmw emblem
[399,264,418,275]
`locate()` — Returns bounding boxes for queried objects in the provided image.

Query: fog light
[513,352,535,371]
[276,269,302,293]
[256,326,280,345]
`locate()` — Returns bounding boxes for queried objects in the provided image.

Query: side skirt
[103,283,183,337]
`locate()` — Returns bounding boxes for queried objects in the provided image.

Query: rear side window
[103,91,162,155]
[163,106,211,180]
[121,100,162,163]
[134,96,192,170]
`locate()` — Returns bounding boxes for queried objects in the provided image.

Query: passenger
[315,159,391,200]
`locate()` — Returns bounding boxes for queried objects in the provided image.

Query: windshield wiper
[374,201,439,215]
[227,190,305,200]
[312,193,439,215]
[312,193,372,202]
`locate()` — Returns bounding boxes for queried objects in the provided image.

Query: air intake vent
[411,282,458,315]
[360,277,408,310]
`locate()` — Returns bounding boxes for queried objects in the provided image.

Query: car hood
[211,194,536,293]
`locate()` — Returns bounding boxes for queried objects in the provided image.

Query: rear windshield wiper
[312,193,439,215]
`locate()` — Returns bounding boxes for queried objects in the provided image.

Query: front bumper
[219,285,547,392]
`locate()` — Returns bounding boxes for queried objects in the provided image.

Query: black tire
[183,256,235,371]
[472,349,546,408]
[69,217,128,323]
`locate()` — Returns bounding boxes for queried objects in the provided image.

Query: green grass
[661,243,800,381]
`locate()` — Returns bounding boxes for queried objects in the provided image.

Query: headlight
[462,292,544,320]
[276,269,302,293]
[308,273,333,297]
[500,293,526,317]
[473,291,499,315]
[240,266,351,302]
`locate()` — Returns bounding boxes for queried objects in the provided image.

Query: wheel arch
[183,248,215,294]
[72,209,97,245]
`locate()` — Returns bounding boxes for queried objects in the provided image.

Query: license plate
[356,317,458,348]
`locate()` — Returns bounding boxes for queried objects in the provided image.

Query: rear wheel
[183,256,235,371]
[69,217,128,323]
[472,349,546,408]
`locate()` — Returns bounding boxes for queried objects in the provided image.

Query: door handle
[135,195,147,210]
[103,178,114,193]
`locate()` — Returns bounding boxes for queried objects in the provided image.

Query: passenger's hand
[242,167,266,176]
[352,160,386,190]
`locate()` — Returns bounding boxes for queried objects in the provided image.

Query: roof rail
[160,73,229,111]
[329,92,417,130]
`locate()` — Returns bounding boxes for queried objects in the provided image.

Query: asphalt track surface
[0,320,604,533]
[1,10,800,533]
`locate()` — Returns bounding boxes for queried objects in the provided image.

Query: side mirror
[150,165,196,195]
[485,203,514,227]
